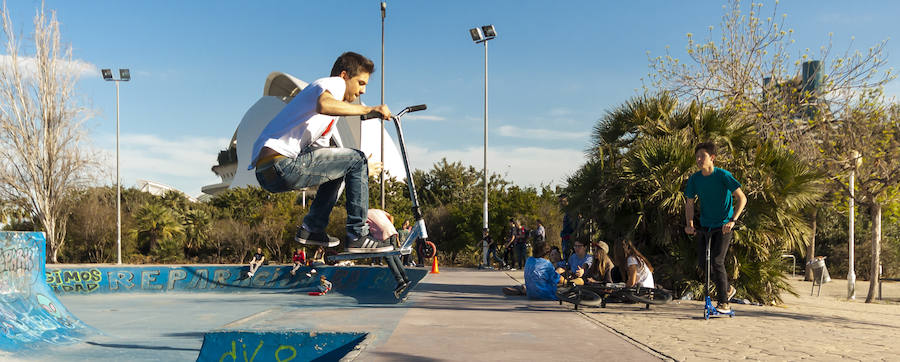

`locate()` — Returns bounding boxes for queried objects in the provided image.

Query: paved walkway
[359,268,660,361]
[547,274,900,361]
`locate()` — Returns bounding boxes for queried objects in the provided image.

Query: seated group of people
[504,238,655,300]
[247,246,327,278]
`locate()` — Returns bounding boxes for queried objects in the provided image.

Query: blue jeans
[256,147,370,238]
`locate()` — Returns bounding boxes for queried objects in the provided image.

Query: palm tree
[183,208,211,258]
[566,94,825,303]
[131,203,184,256]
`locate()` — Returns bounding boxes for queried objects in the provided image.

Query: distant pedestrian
[398,220,413,266]
[290,248,307,275]
[535,220,546,243]
[559,195,576,258]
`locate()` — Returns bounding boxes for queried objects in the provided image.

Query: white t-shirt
[247,76,347,169]
[627,256,655,288]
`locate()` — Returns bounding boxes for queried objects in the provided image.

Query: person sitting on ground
[311,246,326,266]
[586,241,615,284]
[249,51,394,254]
[290,248,307,276]
[566,239,593,281]
[248,247,265,277]
[502,241,564,300]
[622,240,654,288]
[318,275,333,294]
[549,246,568,271]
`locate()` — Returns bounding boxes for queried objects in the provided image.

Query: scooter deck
[327,250,402,262]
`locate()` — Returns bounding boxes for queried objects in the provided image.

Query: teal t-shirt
[684,168,742,228]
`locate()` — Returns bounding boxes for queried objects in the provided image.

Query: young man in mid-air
[684,141,747,314]
[250,52,393,254]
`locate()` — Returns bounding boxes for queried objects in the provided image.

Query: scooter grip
[408,104,427,112]
[361,111,382,120]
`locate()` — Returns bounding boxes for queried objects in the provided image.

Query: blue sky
[3,1,899,197]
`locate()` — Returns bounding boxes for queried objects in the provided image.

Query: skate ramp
[196,331,368,362]
[47,264,428,304]
[0,232,95,352]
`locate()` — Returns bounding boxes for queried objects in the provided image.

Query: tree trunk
[865,203,881,303]
[804,208,818,281]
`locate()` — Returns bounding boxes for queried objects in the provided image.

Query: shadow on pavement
[85,341,200,352]
[366,351,444,361]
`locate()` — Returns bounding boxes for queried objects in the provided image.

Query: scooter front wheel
[420,240,437,259]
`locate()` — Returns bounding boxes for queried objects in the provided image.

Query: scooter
[327,105,437,298]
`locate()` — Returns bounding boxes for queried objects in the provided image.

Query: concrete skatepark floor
[4,268,661,362]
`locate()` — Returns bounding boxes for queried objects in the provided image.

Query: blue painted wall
[196,331,367,362]
[47,265,428,304]
[0,232,96,352]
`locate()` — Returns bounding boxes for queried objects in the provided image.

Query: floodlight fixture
[101,68,113,80]
[119,69,130,81]
[469,27,484,42]
[481,25,496,39]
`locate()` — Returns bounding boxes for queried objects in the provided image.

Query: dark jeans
[488,246,505,268]
[561,235,573,260]
[514,243,527,269]
[414,239,425,265]
[696,227,732,303]
[256,147,369,238]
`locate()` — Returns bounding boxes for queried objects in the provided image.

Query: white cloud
[94,133,230,198]
[405,143,585,187]
[91,132,586,198]
[496,125,588,141]
[0,55,98,79]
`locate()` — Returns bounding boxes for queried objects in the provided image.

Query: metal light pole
[101,68,130,265]
[380,1,386,209]
[848,150,861,299]
[469,25,496,230]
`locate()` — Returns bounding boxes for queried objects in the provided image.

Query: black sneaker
[295,227,340,247]
[393,281,410,299]
[346,235,394,253]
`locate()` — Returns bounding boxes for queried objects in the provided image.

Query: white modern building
[201,72,406,197]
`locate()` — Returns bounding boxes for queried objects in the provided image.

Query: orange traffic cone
[430,255,440,274]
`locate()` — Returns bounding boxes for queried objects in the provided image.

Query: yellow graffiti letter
[219,340,237,362]
[275,345,297,362]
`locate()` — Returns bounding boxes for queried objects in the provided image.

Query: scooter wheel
[421,240,437,259]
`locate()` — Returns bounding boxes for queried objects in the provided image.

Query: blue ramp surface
[196,330,367,362]
[0,232,95,352]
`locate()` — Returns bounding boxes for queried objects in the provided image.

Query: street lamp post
[380,2,386,209]
[469,25,496,230]
[848,150,862,299]
[101,68,130,265]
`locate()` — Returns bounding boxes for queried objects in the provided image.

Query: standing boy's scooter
[327,105,437,299]
[701,226,735,319]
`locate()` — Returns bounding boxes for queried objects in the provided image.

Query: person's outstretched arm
[316,91,391,119]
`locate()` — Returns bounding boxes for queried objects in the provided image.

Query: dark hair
[695,141,717,156]
[330,52,375,78]
[532,242,549,259]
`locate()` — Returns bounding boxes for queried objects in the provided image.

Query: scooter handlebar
[407,104,427,112]
[360,111,383,120]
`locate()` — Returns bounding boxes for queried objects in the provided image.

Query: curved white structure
[202,72,405,196]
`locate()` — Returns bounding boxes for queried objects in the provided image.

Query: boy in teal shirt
[684,142,746,314]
